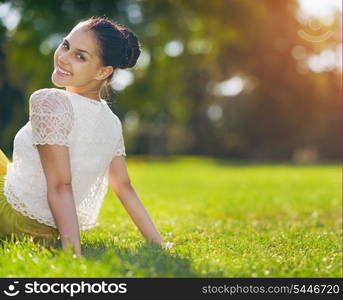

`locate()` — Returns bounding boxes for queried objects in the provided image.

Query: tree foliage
[0,0,341,161]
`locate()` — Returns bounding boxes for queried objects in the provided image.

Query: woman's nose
[58,51,70,66]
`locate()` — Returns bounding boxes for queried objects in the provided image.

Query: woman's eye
[62,43,85,60]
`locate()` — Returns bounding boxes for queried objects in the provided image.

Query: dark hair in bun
[118,28,141,69]
[77,16,141,103]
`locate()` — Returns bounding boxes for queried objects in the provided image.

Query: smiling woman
[51,24,113,101]
[52,17,141,102]
[0,16,168,257]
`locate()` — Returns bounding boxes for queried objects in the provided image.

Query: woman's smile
[54,65,73,77]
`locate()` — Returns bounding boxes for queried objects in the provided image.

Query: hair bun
[118,29,141,69]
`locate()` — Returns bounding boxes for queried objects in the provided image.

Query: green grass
[0,156,341,277]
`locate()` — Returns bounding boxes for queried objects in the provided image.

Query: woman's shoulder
[109,110,123,128]
[29,88,72,113]
[30,87,68,98]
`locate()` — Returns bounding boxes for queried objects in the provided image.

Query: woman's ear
[96,66,113,81]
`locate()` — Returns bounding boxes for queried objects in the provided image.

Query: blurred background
[0,0,341,162]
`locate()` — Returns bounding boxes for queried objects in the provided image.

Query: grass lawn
[0,156,341,277]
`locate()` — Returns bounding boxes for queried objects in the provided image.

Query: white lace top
[4,88,126,230]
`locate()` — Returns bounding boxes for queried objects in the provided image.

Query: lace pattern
[4,88,126,230]
[29,88,74,146]
[4,193,97,230]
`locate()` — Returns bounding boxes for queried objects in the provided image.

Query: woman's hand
[161,242,174,249]
[148,234,164,245]
[73,251,83,258]
[147,236,174,249]
[61,237,82,258]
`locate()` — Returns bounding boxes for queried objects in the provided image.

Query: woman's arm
[29,89,80,255]
[47,184,81,256]
[109,156,164,244]
[37,144,81,256]
[115,185,164,244]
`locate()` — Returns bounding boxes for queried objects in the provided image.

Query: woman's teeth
[57,66,72,75]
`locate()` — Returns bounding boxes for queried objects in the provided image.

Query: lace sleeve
[29,88,74,147]
[113,117,126,157]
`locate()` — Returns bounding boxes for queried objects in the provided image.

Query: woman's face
[52,25,112,93]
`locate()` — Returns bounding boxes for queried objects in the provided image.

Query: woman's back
[4,88,126,230]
